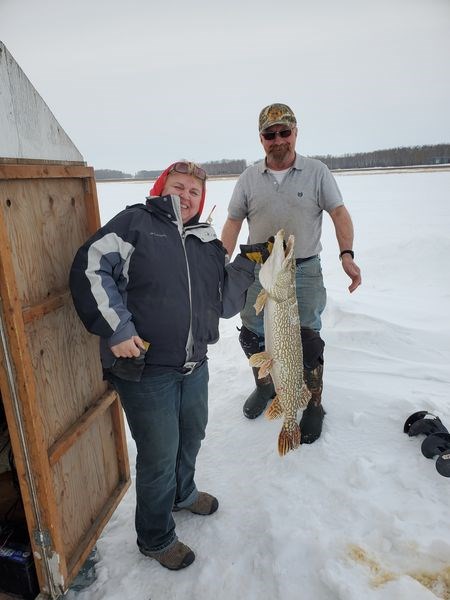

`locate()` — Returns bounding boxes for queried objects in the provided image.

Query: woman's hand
[111,336,147,358]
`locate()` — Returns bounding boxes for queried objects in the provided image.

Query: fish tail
[265,395,283,420]
[278,420,301,456]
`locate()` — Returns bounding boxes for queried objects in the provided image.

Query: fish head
[259,229,296,298]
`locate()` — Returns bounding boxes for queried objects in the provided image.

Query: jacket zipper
[180,228,194,364]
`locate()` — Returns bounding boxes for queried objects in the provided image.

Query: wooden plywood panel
[25,303,106,447]
[0,177,90,307]
[0,165,130,596]
[51,408,121,563]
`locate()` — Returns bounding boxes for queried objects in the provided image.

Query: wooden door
[0,163,130,599]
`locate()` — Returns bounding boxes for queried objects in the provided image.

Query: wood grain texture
[0,165,130,595]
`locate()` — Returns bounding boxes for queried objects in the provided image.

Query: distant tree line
[134,169,163,180]
[201,159,247,176]
[311,144,450,170]
[94,169,133,180]
[94,145,450,180]
[135,159,247,178]
[95,159,247,181]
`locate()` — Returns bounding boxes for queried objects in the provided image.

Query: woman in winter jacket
[69,161,258,570]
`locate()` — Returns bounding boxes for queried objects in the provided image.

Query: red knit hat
[149,162,206,217]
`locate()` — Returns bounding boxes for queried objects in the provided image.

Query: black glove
[239,237,275,264]
[109,341,150,382]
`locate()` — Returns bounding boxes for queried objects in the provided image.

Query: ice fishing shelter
[0,42,130,599]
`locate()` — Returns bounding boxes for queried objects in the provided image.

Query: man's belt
[295,255,317,264]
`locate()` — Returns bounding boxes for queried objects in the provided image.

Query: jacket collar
[145,194,178,220]
[144,196,216,240]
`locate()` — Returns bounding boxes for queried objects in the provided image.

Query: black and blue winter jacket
[69,194,254,371]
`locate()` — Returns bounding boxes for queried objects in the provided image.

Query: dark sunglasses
[261,129,293,141]
[171,161,207,181]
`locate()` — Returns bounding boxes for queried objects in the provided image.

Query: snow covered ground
[69,169,450,600]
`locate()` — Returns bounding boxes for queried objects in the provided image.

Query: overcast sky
[1,0,449,173]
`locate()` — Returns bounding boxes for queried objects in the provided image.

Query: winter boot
[300,364,325,443]
[238,325,276,419]
[243,367,276,419]
[299,327,326,444]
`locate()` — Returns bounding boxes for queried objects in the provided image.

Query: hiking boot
[174,492,219,515]
[139,540,195,570]
[243,367,275,419]
[300,363,325,444]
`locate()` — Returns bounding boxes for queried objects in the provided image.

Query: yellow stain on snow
[348,544,450,600]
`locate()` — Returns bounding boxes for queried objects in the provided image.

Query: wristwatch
[339,250,354,260]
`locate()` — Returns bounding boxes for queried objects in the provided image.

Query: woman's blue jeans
[240,256,326,338]
[110,361,209,552]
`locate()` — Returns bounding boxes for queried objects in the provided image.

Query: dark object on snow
[403,411,448,437]
[436,449,450,477]
[421,432,450,458]
[69,547,99,591]
[404,411,450,478]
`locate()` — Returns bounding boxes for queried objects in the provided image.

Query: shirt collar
[258,153,305,174]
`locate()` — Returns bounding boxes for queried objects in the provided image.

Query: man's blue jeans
[240,256,326,338]
[110,361,209,552]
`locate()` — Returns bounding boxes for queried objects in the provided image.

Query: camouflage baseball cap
[258,103,297,132]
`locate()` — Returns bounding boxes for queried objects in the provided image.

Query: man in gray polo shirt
[221,103,361,443]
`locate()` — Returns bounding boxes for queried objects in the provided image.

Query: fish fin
[284,235,295,260]
[259,364,271,378]
[278,421,301,456]
[299,382,312,408]
[265,395,283,420]
[249,352,272,378]
[254,290,268,315]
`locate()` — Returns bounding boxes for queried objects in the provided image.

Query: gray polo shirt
[227,154,344,258]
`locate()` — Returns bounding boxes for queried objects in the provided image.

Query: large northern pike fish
[249,230,311,456]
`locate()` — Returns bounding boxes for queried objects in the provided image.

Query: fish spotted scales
[250,229,311,456]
